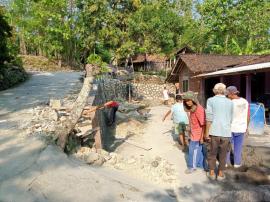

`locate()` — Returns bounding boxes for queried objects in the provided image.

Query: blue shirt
[171,103,189,124]
[206,95,233,137]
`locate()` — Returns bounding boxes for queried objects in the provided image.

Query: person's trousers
[188,141,203,169]
[202,143,209,171]
[226,133,245,166]
[208,136,230,171]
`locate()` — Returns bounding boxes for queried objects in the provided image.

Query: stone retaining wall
[93,78,176,103]
[133,83,175,100]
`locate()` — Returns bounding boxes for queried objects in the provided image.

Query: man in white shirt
[226,86,250,168]
[163,87,169,105]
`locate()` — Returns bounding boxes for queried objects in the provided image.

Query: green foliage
[128,2,184,55]
[197,0,270,54]
[0,8,12,65]
[87,53,109,74]
[5,0,270,69]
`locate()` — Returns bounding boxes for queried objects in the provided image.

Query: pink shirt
[190,105,205,141]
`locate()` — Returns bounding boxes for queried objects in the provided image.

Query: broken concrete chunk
[40,107,58,121]
[49,99,61,110]
[86,152,99,164]
[92,156,105,166]
[59,116,67,122]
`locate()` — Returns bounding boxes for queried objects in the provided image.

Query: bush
[0,64,28,90]
[86,54,110,74]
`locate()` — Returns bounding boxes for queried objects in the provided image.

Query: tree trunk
[57,53,62,68]
[56,67,94,150]
[19,33,27,55]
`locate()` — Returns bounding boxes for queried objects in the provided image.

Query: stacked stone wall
[133,83,175,100]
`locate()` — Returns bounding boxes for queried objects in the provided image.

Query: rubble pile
[73,147,179,186]
[23,97,178,186]
[115,102,150,138]
[25,106,60,136]
[23,94,92,137]
[103,154,179,186]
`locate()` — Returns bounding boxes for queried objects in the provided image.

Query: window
[182,80,189,92]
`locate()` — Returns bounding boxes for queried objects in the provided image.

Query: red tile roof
[166,54,260,82]
[180,54,258,73]
[235,54,270,67]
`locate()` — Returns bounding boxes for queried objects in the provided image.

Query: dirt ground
[101,103,270,202]
[103,105,221,202]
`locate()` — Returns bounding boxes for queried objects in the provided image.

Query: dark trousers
[107,106,118,126]
[208,136,230,171]
[202,143,209,171]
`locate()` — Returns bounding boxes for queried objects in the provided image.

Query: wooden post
[200,78,206,107]
[220,76,225,83]
[246,74,251,102]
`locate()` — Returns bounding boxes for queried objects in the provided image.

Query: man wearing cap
[205,83,233,180]
[226,86,250,168]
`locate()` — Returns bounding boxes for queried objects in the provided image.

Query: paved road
[0,72,174,202]
[0,72,83,116]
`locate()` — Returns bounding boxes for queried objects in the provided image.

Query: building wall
[134,83,175,100]
[178,66,204,104]
[133,62,166,72]
[178,65,189,91]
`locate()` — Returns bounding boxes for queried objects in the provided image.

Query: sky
[0,0,9,7]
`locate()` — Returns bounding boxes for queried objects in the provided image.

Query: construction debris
[49,99,62,110]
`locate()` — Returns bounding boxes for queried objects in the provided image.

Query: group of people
[163,83,250,180]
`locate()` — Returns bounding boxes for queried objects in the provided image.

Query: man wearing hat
[226,86,250,168]
[205,83,233,180]
[182,91,206,174]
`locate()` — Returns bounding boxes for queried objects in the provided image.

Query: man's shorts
[174,122,187,134]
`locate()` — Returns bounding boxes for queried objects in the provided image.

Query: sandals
[207,172,216,180]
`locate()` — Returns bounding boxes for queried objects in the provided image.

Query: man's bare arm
[205,121,212,140]
[162,110,171,122]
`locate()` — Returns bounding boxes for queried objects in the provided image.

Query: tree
[197,0,270,54]
[128,1,184,56]
[0,7,12,65]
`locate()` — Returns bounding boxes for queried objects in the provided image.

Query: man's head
[226,86,239,99]
[175,94,183,102]
[213,83,226,95]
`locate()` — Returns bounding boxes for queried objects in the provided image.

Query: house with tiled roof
[166,50,270,122]
[131,54,169,72]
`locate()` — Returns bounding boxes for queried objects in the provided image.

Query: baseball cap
[226,86,239,95]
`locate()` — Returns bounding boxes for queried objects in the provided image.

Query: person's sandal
[216,174,226,181]
[207,172,216,180]
[185,168,196,174]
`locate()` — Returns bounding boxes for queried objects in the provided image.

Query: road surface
[0,72,174,202]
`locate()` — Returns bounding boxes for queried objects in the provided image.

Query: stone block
[50,99,61,109]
